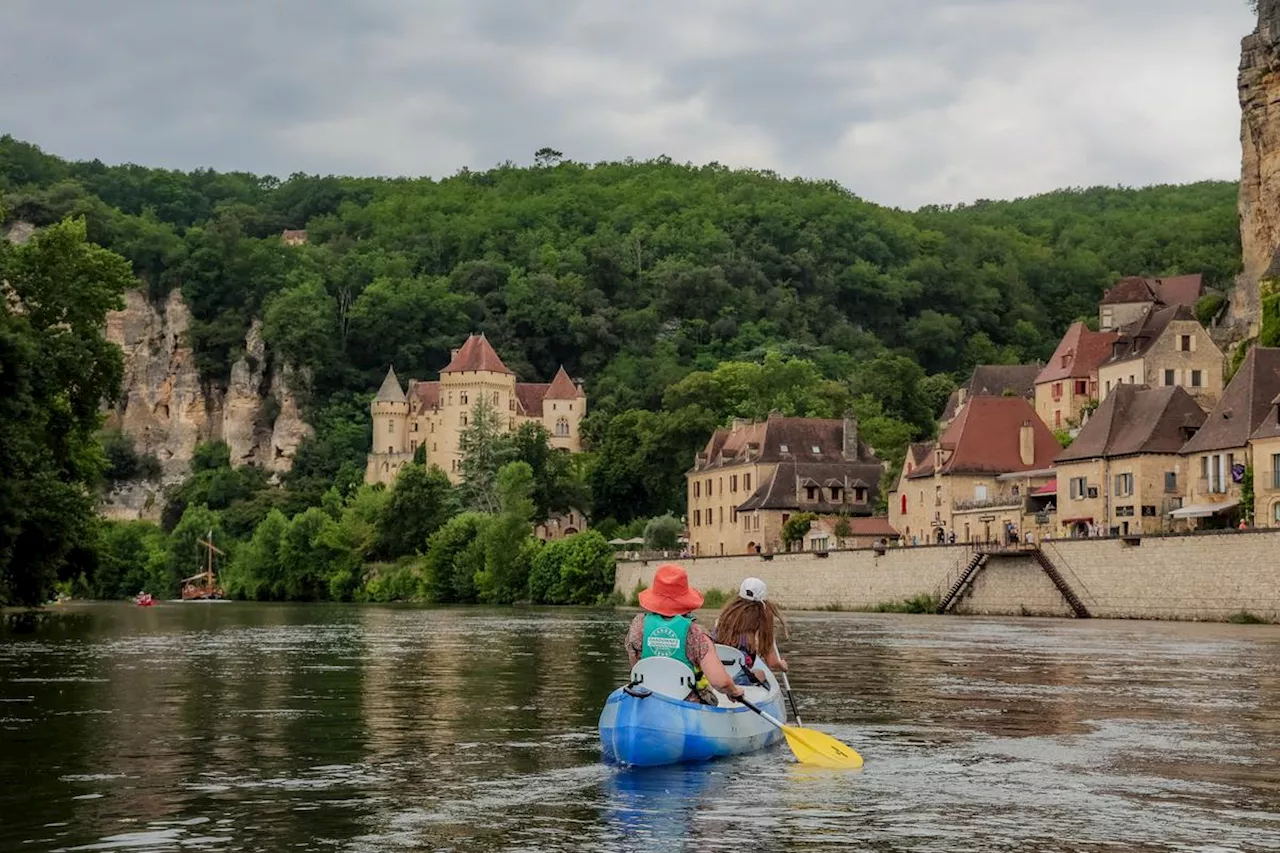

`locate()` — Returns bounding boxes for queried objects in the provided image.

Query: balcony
[953,495,1024,512]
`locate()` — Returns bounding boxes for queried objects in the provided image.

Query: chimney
[842,415,859,461]
[767,409,782,421]
[732,417,748,432]
[1019,419,1035,467]
[449,349,459,361]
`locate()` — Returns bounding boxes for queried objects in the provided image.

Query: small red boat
[135,592,155,607]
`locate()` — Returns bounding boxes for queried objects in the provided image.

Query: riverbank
[615,529,1280,623]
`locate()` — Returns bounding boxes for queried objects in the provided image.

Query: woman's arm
[690,626,743,698]
[763,641,788,671]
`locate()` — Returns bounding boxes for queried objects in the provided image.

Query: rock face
[101,289,313,521]
[1235,0,1280,334]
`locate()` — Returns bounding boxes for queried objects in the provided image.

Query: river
[2,603,1279,852]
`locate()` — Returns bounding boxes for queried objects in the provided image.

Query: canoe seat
[629,657,698,700]
[715,643,746,673]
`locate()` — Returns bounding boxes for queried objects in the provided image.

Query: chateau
[365,334,586,487]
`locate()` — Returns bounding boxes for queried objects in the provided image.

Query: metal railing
[953,495,1024,512]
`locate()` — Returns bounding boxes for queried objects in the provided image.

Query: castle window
[694,509,701,526]
[695,482,701,498]
[460,391,468,405]
[412,422,419,432]
[493,391,499,406]
[556,417,570,436]
[830,486,842,501]
[509,398,515,411]
[568,404,573,411]
[745,473,751,491]
[448,392,453,405]
[460,413,468,426]
[553,403,557,411]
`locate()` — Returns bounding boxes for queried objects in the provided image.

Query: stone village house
[1052,385,1206,538]
[1097,273,1204,333]
[890,396,1061,545]
[1034,321,1118,432]
[685,413,885,557]
[1096,304,1225,411]
[365,333,588,539]
[1175,347,1280,528]
[939,364,1041,430]
[1249,383,1280,529]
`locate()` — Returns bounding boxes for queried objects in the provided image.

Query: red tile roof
[1181,347,1280,453]
[1055,385,1205,462]
[909,396,1059,478]
[515,383,550,417]
[1035,322,1119,384]
[409,380,440,410]
[441,333,514,375]
[846,516,900,538]
[1099,274,1203,308]
[545,366,582,399]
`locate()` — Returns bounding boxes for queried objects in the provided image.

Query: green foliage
[377,464,458,558]
[1227,610,1270,624]
[0,216,132,606]
[95,521,168,598]
[626,580,647,607]
[1195,292,1227,326]
[1242,465,1255,525]
[868,592,940,614]
[99,429,162,484]
[700,588,731,608]
[359,561,424,603]
[643,514,684,551]
[662,351,851,419]
[781,512,817,550]
[476,462,538,604]
[1261,280,1280,348]
[162,441,270,534]
[457,397,511,514]
[1054,429,1074,449]
[527,530,617,605]
[422,512,491,604]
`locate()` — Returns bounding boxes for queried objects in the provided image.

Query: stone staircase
[936,545,1090,618]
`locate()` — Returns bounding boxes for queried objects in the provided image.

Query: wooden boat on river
[598,645,786,767]
[181,532,226,601]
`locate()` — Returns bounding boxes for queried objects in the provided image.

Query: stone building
[1034,321,1118,431]
[891,396,1059,545]
[685,413,885,557]
[939,364,1041,430]
[1096,304,1225,410]
[365,333,586,487]
[1176,347,1280,527]
[1098,274,1203,332]
[1052,385,1205,538]
[1249,389,1280,528]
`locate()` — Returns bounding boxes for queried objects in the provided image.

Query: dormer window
[805,486,817,500]
[854,487,868,503]
[830,486,842,501]
[779,444,789,453]
[811,445,820,453]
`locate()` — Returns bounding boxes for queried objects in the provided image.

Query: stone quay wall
[614,530,1280,622]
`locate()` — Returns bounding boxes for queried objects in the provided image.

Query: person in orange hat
[624,564,743,704]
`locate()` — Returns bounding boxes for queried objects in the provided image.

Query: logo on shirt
[645,625,680,657]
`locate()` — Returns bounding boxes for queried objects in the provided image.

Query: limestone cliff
[101,289,312,521]
[1235,0,1280,334]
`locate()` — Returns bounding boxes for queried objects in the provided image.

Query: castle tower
[366,366,412,485]
[542,365,586,452]
[437,333,518,481]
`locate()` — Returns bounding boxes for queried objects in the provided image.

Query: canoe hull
[598,687,786,767]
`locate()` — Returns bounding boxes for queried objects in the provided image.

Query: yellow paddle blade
[779,724,864,769]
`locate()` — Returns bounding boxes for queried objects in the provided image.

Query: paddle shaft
[779,671,802,726]
[734,695,789,731]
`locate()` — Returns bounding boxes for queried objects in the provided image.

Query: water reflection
[2,604,1280,852]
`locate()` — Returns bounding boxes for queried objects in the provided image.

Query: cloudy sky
[1,0,1257,209]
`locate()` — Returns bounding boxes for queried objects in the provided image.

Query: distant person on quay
[712,577,789,686]
[624,564,743,704]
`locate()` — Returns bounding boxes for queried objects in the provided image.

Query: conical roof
[545,365,581,399]
[440,333,514,375]
[375,366,407,403]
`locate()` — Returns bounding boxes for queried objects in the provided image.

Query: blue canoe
[598,647,787,767]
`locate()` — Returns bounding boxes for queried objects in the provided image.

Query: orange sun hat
[637,564,705,616]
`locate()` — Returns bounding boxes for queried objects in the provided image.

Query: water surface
[3,603,1279,852]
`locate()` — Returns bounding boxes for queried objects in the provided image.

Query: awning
[1060,517,1092,525]
[1031,480,1057,496]
[1169,499,1239,519]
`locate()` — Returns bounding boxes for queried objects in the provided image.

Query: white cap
[738,577,767,602]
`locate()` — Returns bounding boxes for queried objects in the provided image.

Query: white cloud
[0,0,1257,208]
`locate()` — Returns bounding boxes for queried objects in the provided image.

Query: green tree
[0,216,132,606]
[377,464,458,557]
[781,512,816,551]
[476,462,538,604]
[223,508,288,600]
[643,514,683,551]
[423,512,491,604]
[457,397,513,513]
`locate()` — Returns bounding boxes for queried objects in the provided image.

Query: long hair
[713,597,789,657]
